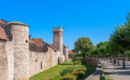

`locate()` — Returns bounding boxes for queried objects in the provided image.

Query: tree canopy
[73,37,94,59]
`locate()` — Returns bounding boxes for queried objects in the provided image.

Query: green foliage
[73,37,95,59]
[70,66,86,79]
[71,70,86,79]
[61,74,77,80]
[73,61,80,65]
[60,67,75,76]
[29,62,76,80]
[94,13,130,58]
[92,41,108,57]
[87,48,98,57]
[62,61,74,65]
[125,51,130,57]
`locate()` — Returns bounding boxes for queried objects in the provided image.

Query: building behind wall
[0,19,69,80]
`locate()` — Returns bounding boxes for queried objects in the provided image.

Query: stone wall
[29,47,60,77]
[0,39,61,80]
[0,41,8,80]
[0,22,68,80]
[6,41,14,80]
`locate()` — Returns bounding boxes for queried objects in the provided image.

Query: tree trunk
[122,53,126,69]
[117,57,120,66]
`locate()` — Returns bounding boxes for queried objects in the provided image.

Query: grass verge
[29,61,96,80]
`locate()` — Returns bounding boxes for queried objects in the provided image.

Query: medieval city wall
[0,40,14,80]
[6,41,14,80]
[0,41,8,80]
[0,21,68,80]
[29,46,60,77]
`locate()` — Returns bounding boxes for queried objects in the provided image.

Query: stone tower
[8,22,29,80]
[53,27,63,64]
[64,46,69,61]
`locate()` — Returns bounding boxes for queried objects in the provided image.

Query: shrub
[71,70,86,79]
[61,74,77,80]
[73,61,80,65]
[60,67,75,76]
[77,68,86,72]
[62,61,73,65]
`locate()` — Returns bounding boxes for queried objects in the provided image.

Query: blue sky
[1,0,130,50]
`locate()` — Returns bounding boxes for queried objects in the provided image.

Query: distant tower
[7,22,29,80]
[53,27,63,64]
[64,46,69,61]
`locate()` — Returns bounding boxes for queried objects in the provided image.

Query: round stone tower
[64,46,69,61]
[7,22,29,80]
[53,27,63,64]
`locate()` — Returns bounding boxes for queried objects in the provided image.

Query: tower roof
[7,21,29,27]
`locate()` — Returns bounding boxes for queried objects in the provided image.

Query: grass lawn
[29,62,76,80]
[29,61,96,80]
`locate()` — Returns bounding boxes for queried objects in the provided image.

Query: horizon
[1,0,130,50]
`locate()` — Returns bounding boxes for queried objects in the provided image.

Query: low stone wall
[85,57,98,68]
[29,47,60,77]
[86,61,102,80]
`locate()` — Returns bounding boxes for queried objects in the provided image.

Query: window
[25,40,28,43]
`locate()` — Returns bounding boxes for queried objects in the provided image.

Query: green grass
[29,61,96,80]
[85,65,96,77]
[30,62,78,80]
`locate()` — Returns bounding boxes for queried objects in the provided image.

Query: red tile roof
[47,44,58,51]
[68,51,74,55]
[0,19,6,25]
[29,38,44,46]
[0,19,8,40]
[0,26,8,40]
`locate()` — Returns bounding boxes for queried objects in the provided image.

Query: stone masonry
[0,19,69,80]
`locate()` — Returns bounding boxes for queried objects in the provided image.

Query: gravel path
[102,60,130,80]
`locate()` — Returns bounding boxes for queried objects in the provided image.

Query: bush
[71,70,86,79]
[62,61,74,65]
[77,68,86,72]
[60,67,75,76]
[73,61,80,65]
[61,74,77,80]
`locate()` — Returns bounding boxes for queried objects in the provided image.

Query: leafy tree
[87,48,98,57]
[108,13,130,68]
[96,42,108,57]
[74,37,94,60]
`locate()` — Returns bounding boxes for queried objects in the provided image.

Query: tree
[105,40,121,65]
[87,48,98,57]
[96,42,108,57]
[74,37,94,60]
[109,13,130,68]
